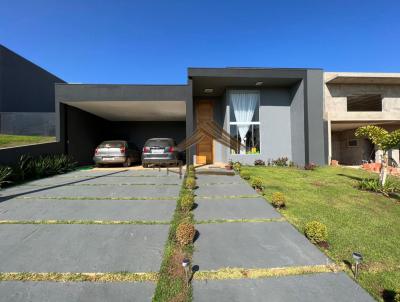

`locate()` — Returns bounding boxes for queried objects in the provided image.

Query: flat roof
[325,72,400,85]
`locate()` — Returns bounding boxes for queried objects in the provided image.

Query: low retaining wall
[0,142,64,166]
[362,163,400,176]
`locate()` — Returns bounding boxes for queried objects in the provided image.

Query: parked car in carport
[142,138,183,167]
[93,140,140,167]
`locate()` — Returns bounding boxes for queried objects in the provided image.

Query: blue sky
[1,0,399,84]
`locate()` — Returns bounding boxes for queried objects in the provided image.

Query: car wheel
[123,159,131,167]
[95,163,102,168]
[142,163,148,168]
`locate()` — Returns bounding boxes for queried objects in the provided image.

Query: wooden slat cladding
[196,100,214,164]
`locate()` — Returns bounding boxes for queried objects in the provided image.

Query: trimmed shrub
[240,171,251,180]
[176,222,196,246]
[304,221,328,244]
[254,159,265,166]
[272,157,288,167]
[233,162,241,172]
[185,177,197,190]
[271,192,286,208]
[304,163,317,171]
[251,176,264,191]
[180,193,194,212]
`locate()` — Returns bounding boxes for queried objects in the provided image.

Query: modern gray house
[1,45,399,167]
[55,68,327,166]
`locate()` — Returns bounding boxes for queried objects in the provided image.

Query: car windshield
[99,141,125,148]
[145,139,174,148]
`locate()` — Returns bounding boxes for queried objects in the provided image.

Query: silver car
[142,138,182,168]
[93,140,140,167]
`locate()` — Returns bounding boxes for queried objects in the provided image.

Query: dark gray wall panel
[65,106,108,165]
[0,45,64,112]
[260,88,292,161]
[0,142,64,166]
[306,70,327,165]
[290,81,306,166]
[106,121,186,150]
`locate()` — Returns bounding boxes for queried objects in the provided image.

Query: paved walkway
[192,174,374,302]
[0,168,182,301]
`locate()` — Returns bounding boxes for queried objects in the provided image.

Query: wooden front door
[196,100,214,164]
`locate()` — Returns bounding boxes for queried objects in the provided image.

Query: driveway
[192,174,375,302]
[0,168,182,301]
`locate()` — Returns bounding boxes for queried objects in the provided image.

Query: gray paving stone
[194,222,329,270]
[195,198,281,220]
[195,183,257,197]
[0,281,155,302]
[193,273,374,302]
[0,184,180,199]
[196,174,242,185]
[0,199,176,221]
[0,224,168,272]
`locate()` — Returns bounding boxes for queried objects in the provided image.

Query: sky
[1,0,399,84]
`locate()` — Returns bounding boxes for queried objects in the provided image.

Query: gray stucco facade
[0,45,65,136]
[52,68,327,166]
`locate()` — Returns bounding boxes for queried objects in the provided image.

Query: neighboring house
[325,72,400,166]
[0,45,65,136]
[1,46,399,166]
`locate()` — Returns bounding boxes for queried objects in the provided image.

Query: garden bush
[240,171,251,180]
[304,163,317,170]
[254,159,265,166]
[180,193,194,212]
[233,162,241,172]
[394,290,400,302]
[185,177,197,190]
[271,192,286,208]
[251,176,264,191]
[272,157,288,167]
[359,178,399,196]
[176,222,196,246]
[304,221,328,244]
[0,166,12,188]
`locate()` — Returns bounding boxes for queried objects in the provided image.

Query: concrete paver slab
[194,222,329,270]
[0,281,155,302]
[196,183,257,197]
[0,185,180,199]
[196,175,242,185]
[195,198,281,220]
[193,272,375,302]
[0,224,168,272]
[0,199,176,221]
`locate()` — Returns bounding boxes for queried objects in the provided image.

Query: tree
[355,125,400,185]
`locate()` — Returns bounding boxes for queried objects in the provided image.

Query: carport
[55,84,193,164]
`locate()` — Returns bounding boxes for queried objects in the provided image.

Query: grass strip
[196,195,259,199]
[194,264,343,281]
[153,174,195,301]
[0,220,169,225]
[195,218,285,224]
[0,272,158,282]
[15,196,177,201]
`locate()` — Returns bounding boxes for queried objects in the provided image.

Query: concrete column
[375,149,383,163]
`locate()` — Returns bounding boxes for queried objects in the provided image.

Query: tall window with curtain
[229,90,260,154]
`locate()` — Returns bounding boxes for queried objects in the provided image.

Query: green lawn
[243,166,400,301]
[0,134,55,148]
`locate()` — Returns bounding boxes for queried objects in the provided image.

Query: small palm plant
[355,126,400,186]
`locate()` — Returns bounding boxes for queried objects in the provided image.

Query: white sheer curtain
[230,91,259,153]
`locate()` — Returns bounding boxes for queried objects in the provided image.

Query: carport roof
[55,84,190,121]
